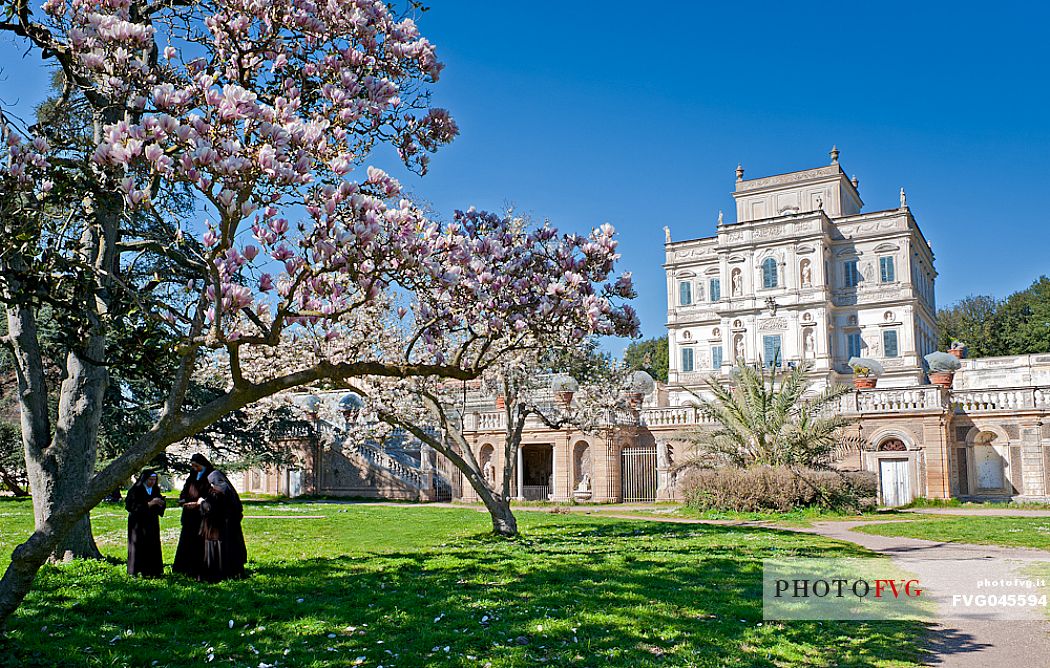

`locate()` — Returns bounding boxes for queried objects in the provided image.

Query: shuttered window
[762,258,778,288]
[880,256,895,283]
[711,346,723,370]
[883,330,899,358]
[678,281,692,306]
[844,260,860,287]
[847,332,862,359]
[709,278,720,301]
[681,347,694,372]
[762,335,782,368]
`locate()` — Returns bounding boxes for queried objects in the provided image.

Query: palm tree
[687,360,854,468]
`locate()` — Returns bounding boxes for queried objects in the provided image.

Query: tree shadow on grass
[2,519,929,667]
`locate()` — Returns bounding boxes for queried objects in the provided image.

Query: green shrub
[681,465,877,513]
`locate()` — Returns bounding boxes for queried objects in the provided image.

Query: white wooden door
[879,458,912,507]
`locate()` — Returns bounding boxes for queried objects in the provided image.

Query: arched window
[762,257,778,288]
[878,438,907,452]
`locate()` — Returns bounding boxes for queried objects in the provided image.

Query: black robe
[172,469,211,576]
[199,471,247,582]
[125,483,166,576]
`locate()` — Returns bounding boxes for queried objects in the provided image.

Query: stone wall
[955,354,1050,389]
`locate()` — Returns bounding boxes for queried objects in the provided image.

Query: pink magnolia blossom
[8,0,637,378]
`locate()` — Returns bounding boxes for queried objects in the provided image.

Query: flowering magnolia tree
[351,340,635,537]
[0,0,637,625]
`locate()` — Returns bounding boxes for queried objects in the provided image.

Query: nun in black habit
[199,469,247,582]
[172,453,213,576]
[125,470,166,577]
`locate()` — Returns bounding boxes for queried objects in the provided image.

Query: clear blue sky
[3,1,1048,357]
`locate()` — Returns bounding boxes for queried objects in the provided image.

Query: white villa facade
[664,150,938,403]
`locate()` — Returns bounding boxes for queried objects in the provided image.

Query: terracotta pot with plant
[848,357,884,389]
[948,341,967,360]
[925,351,962,388]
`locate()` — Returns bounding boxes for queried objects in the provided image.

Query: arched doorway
[875,436,914,507]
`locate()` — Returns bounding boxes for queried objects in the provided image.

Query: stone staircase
[319,421,453,501]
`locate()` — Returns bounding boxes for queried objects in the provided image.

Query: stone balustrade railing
[951,387,1050,412]
[344,439,424,488]
[462,411,500,431]
[639,405,715,427]
[466,408,641,431]
[633,386,1050,428]
[840,386,946,414]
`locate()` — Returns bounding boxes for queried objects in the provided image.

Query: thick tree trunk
[10,186,116,560]
[5,325,107,560]
[26,345,107,560]
[475,485,518,537]
[1,306,100,559]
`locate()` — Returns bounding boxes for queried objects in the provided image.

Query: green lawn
[587,503,911,527]
[656,506,913,527]
[0,498,926,667]
[854,516,1050,551]
[903,497,1050,511]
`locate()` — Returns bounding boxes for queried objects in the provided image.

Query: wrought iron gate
[621,445,658,502]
